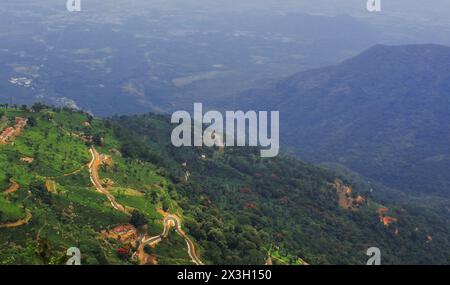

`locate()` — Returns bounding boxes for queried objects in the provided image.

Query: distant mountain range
[241,44,450,197]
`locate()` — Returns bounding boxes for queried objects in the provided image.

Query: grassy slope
[113,114,450,265]
[0,107,449,265]
[0,108,188,265]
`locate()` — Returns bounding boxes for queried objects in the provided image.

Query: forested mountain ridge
[240,44,450,197]
[1,105,448,264]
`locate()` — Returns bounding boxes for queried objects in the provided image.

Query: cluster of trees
[6,108,446,265]
[129,210,148,228]
[108,119,166,168]
[112,114,450,265]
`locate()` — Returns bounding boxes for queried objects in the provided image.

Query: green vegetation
[0,106,449,265]
[145,228,195,265]
[241,44,450,198]
[0,196,25,223]
[113,113,450,265]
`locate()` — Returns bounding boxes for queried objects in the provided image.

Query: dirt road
[88,147,128,215]
[140,214,204,265]
[0,209,32,229]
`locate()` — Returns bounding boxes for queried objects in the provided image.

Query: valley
[240,44,450,199]
[0,0,449,268]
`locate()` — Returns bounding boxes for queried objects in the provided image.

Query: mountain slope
[241,44,450,197]
[0,106,449,264]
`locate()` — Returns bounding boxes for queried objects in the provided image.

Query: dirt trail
[2,180,19,195]
[141,214,204,265]
[134,242,158,265]
[0,209,32,229]
[88,147,129,215]
[0,117,27,145]
[42,164,86,179]
[89,146,202,264]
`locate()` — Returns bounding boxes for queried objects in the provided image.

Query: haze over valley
[1,0,450,265]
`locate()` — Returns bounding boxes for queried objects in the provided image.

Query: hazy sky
[14,0,449,17]
[5,1,450,24]
[139,0,450,20]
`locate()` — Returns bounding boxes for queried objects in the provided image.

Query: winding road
[141,214,204,265]
[0,208,32,229]
[2,180,19,195]
[89,146,203,265]
[88,147,128,214]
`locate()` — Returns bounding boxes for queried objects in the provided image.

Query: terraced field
[0,107,197,265]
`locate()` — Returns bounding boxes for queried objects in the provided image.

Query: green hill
[240,44,450,197]
[0,105,449,264]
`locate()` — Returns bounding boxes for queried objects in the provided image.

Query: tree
[42,111,54,121]
[129,210,148,228]
[104,120,112,129]
[31,102,46,112]
[162,199,170,212]
[30,181,52,205]
[147,191,159,204]
[92,134,104,146]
